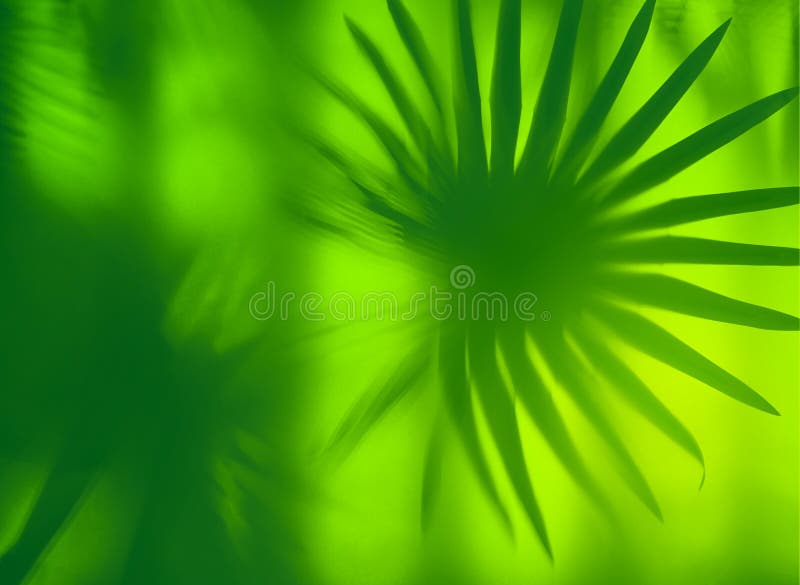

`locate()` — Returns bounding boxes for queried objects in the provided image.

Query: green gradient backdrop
[0,1,797,584]
[303,1,798,583]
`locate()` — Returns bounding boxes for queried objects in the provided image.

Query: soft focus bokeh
[0,1,797,584]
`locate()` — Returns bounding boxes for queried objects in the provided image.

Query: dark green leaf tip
[706,18,733,47]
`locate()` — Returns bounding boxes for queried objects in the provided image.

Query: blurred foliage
[0,0,317,584]
[0,1,797,585]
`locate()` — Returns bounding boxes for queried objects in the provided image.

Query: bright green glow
[0,0,796,584]
[308,0,798,583]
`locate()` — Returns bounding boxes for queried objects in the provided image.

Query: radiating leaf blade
[606,236,800,266]
[0,466,91,585]
[573,327,705,476]
[604,87,800,205]
[307,135,425,229]
[388,0,445,115]
[581,19,731,186]
[615,187,800,231]
[538,331,662,520]
[314,73,428,197]
[599,271,800,330]
[387,0,454,176]
[439,323,512,531]
[554,0,656,186]
[517,0,584,189]
[591,301,780,414]
[499,327,606,508]
[468,324,552,557]
[326,350,429,455]
[452,0,488,189]
[346,16,433,155]
[490,0,522,186]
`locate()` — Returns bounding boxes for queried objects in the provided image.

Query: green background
[0,1,797,584]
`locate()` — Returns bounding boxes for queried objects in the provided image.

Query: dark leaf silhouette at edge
[603,87,800,205]
[439,322,512,533]
[499,325,607,509]
[591,301,780,415]
[490,0,522,186]
[615,186,800,231]
[580,18,731,187]
[573,325,706,485]
[599,271,800,330]
[537,330,663,520]
[554,0,656,187]
[517,0,583,188]
[468,322,552,557]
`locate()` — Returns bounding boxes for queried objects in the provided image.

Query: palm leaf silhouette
[309,0,798,557]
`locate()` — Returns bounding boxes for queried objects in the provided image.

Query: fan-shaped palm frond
[311,0,798,557]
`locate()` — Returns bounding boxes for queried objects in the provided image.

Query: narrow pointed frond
[308,136,425,227]
[591,301,779,414]
[298,138,435,247]
[604,87,800,206]
[439,324,512,531]
[290,187,404,250]
[517,0,583,188]
[384,2,456,182]
[599,271,800,330]
[573,328,705,476]
[499,326,606,508]
[468,324,552,557]
[421,418,445,532]
[615,187,800,231]
[388,0,446,114]
[0,467,92,585]
[452,0,488,189]
[538,331,662,520]
[490,0,522,185]
[326,349,429,455]
[354,182,438,246]
[424,140,456,201]
[314,74,427,196]
[581,19,731,186]
[554,0,656,186]
[289,199,374,246]
[606,236,800,266]
[305,132,388,188]
[356,183,420,230]
[345,16,434,154]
